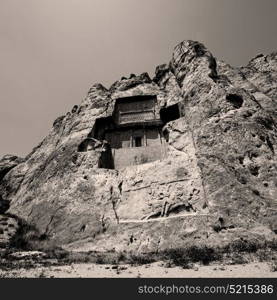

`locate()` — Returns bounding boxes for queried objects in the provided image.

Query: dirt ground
[0,261,276,278]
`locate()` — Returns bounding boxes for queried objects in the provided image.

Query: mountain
[0,40,276,253]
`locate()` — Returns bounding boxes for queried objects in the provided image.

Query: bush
[44,248,69,260]
[95,255,105,264]
[8,216,41,250]
[266,239,277,251]
[160,245,222,267]
[127,253,155,266]
[270,260,277,272]
[228,253,248,265]
[161,248,190,268]
[227,239,260,253]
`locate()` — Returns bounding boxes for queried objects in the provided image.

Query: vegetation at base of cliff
[159,246,221,268]
[54,238,277,267]
[1,216,276,271]
[6,214,45,250]
[1,237,276,272]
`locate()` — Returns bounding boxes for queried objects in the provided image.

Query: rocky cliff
[0,41,276,253]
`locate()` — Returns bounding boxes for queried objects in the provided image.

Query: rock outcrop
[0,155,24,182]
[0,40,276,252]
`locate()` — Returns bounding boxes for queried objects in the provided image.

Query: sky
[0,0,276,158]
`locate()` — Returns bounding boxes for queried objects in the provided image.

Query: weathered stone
[0,40,276,252]
[0,154,24,182]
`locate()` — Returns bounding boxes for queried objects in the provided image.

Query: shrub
[270,260,277,272]
[8,216,41,250]
[127,253,155,266]
[228,239,260,253]
[266,239,277,251]
[161,248,190,268]
[160,245,222,267]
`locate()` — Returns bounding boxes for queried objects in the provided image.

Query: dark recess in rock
[266,137,274,153]
[249,165,260,177]
[226,94,244,108]
[71,105,78,113]
[98,144,114,169]
[0,196,10,214]
[160,103,181,123]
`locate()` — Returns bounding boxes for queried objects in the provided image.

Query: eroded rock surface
[0,155,24,182]
[0,40,276,252]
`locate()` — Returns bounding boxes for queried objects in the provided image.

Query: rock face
[0,196,9,214]
[0,40,276,252]
[0,155,24,182]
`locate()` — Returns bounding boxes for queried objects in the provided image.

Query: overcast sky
[1,0,276,158]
